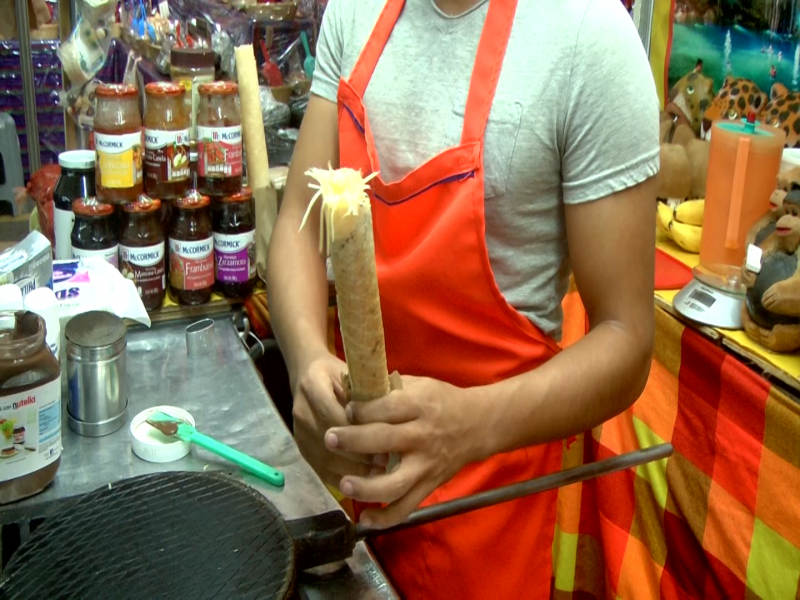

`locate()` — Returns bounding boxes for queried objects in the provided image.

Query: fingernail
[341,481,353,496]
[325,431,338,448]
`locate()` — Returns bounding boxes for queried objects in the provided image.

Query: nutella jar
[196,81,242,196]
[169,194,214,305]
[213,187,256,299]
[71,198,119,268]
[95,84,144,204]
[0,311,61,505]
[120,197,166,311]
[53,150,96,260]
[144,82,191,200]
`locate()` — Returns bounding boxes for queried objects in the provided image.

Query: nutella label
[0,379,61,483]
[72,245,120,269]
[120,243,166,303]
[197,125,242,178]
[169,237,214,291]
[96,131,143,189]
[54,207,76,261]
[214,231,255,283]
[144,129,191,186]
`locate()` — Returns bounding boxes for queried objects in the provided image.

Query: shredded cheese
[299,164,379,254]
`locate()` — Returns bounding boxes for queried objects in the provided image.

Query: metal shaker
[65,311,129,436]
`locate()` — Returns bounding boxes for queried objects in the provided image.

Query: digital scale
[673,266,744,330]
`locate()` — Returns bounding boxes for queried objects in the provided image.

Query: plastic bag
[57,14,115,86]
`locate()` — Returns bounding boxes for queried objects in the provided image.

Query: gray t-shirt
[311,0,660,339]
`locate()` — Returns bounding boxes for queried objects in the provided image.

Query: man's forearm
[467,321,653,462]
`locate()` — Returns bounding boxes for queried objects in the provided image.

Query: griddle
[0,444,672,599]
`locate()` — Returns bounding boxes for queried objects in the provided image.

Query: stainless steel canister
[65,311,128,436]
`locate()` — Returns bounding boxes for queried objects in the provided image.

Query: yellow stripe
[649,0,673,107]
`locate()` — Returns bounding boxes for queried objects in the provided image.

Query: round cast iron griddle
[0,472,296,600]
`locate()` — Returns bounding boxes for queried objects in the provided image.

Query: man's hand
[325,376,480,529]
[292,353,380,487]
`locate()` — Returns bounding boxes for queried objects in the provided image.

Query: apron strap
[347,0,406,97]
[460,0,518,145]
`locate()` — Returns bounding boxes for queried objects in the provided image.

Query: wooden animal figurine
[656,121,710,202]
[742,205,800,352]
[761,83,800,148]
[661,71,715,138]
[702,77,768,138]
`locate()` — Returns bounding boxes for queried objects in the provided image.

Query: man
[267,0,659,597]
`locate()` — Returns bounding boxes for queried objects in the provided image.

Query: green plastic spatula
[146,411,285,488]
[300,31,316,79]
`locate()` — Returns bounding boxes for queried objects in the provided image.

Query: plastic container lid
[23,287,60,355]
[130,405,196,463]
[170,48,215,70]
[0,284,23,312]
[58,150,95,170]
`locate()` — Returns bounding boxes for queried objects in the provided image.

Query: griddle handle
[287,510,358,571]
[356,443,674,540]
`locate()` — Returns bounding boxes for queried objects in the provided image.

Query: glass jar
[196,81,242,197]
[170,48,215,145]
[0,311,61,505]
[94,84,143,204]
[169,194,214,305]
[144,82,191,201]
[53,150,96,260]
[71,197,119,268]
[120,197,166,312]
[213,187,257,299]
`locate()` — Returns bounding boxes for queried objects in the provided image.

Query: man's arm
[469,176,656,460]
[266,95,339,384]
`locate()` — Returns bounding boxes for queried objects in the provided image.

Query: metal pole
[15,0,41,174]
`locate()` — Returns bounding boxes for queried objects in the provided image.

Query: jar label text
[72,245,120,269]
[121,243,166,302]
[169,237,214,291]
[144,129,191,186]
[214,230,255,284]
[95,131,143,189]
[197,125,243,178]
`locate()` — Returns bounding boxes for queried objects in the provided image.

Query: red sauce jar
[213,187,257,299]
[144,82,191,200]
[196,81,242,197]
[94,84,143,204]
[120,196,166,311]
[70,198,119,268]
[169,194,214,305]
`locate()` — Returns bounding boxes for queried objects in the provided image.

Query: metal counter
[0,314,397,600]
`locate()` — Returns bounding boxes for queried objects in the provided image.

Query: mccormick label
[144,129,191,186]
[72,245,119,269]
[214,230,255,283]
[169,237,214,290]
[53,207,75,260]
[120,243,166,303]
[95,131,144,189]
[0,379,61,483]
[197,125,243,178]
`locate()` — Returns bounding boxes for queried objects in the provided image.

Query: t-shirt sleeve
[309,0,347,103]
[560,0,660,205]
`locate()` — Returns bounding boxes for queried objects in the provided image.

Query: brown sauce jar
[94,84,143,204]
[120,197,166,311]
[0,311,61,505]
[169,194,214,305]
[213,187,256,299]
[71,198,119,268]
[144,82,191,200]
[196,81,242,197]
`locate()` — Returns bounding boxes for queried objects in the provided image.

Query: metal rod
[15,0,41,174]
[356,443,674,540]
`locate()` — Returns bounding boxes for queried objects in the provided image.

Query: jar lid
[96,83,138,99]
[123,195,162,213]
[198,81,238,96]
[73,197,115,217]
[145,81,185,97]
[175,193,210,210]
[223,187,253,203]
[65,310,126,349]
[58,149,95,170]
[170,47,215,70]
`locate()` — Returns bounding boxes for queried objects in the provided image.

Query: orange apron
[334,0,563,597]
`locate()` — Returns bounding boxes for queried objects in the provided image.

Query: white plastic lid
[130,405,196,463]
[23,287,60,337]
[0,284,23,312]
[58,150,95,170]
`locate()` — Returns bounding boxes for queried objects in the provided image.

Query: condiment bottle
[144,82,191,201]
[53,150,96,260]
[0,311,61,505]
[169,194,214,305]
[120,196,166,311]
[196,81,243,197]
[169,48,215,145]
[94,84,144,204]
[213,187,257,299]
[71,197,119,268]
